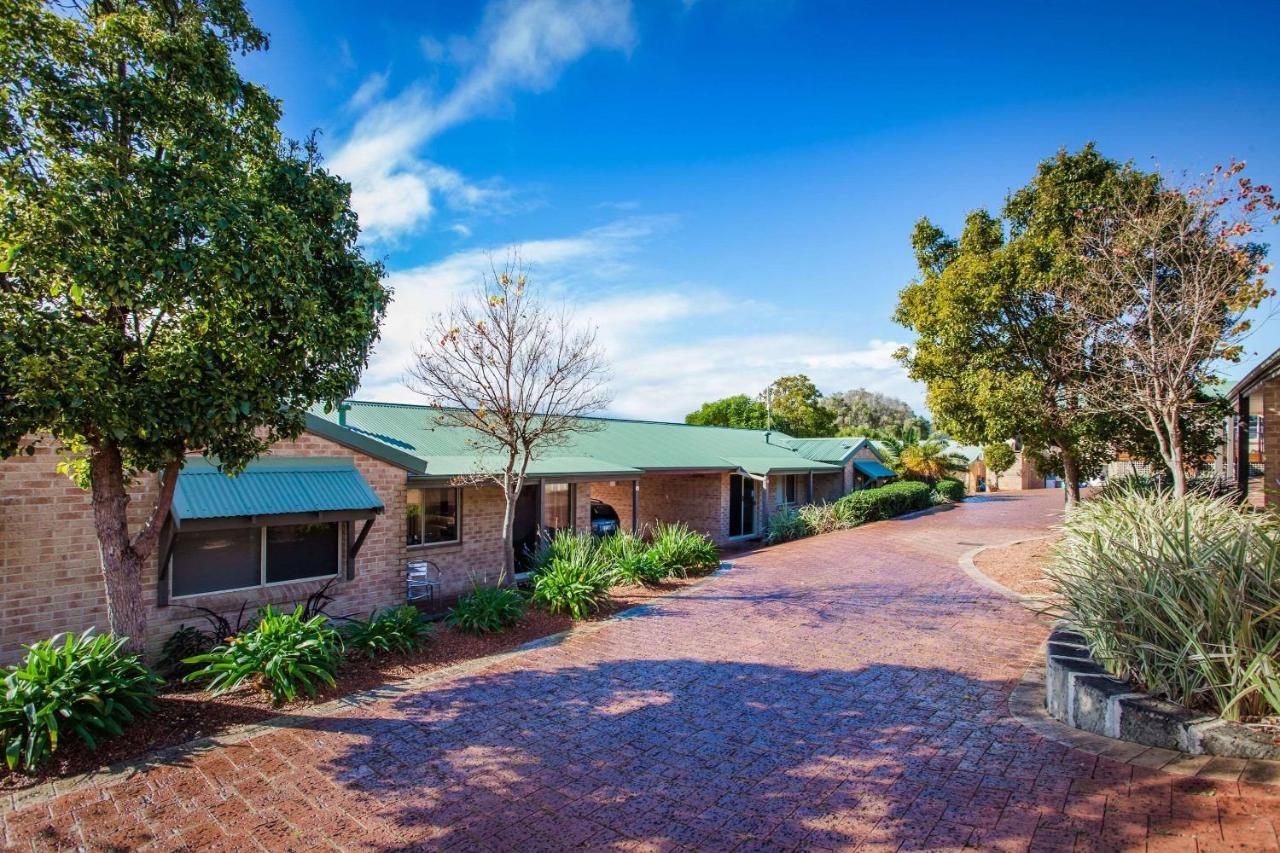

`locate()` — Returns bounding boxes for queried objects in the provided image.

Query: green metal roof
[307,401,840,478]
[173,457,384,522]
[853,459,896,479]
[782,437,869,465]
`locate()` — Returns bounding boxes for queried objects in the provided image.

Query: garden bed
[971,535,1058,598]
[0,578,697,790]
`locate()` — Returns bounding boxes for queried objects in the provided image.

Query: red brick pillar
[1263,378,1280,509]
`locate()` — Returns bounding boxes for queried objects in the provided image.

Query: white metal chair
[406,559,442,607]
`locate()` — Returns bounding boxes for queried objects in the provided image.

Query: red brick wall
[589,473,732,543]
[0,433,416,662]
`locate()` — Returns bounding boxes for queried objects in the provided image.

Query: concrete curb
[957,535,1056,612]
[2,562,735,815]
[1009,641,1280,784]
[1043,627,1280,761]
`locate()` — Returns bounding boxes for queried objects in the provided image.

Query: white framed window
[407,486,461,547]
[776,474,798,506]
[170,522,345,599]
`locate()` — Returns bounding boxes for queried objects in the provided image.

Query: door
[729,474,756,537]
[513,485,540,570]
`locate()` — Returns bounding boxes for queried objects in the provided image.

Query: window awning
[853,459,895,480]
[172,457,384,529]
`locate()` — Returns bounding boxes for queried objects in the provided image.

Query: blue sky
[241,0,1280,421]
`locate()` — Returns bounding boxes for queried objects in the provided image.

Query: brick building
[1,401,892,661]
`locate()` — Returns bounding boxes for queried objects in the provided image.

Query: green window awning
[172,457,384,527]
[853,459,895,480]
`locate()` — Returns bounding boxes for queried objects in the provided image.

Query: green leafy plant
[1,631,160,771]
[766,508,810,544]
[447,586,527,634]
[931,478,966,503]
[343,606,433,658]
[598,531,667,585]
[530,539,613,619]
[835,481,932,524]
[183,605,343,705]
[1048,486,1280,720]
[158,625,215,678]
[647,522,719,575]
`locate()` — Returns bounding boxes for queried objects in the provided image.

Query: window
[171,528,261,598]
[266,523,339,584]
[407,487,460,546]
[543,483,575,532]
[171,522,343,598]
[776,474,797,506]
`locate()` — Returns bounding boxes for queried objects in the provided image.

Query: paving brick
[4,491,1276,849]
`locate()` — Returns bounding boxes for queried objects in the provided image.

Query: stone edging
[2,562,735,815]
[957,535,1056,611]
[1009,643,1280,784]
[1043,627,1280,761]
[957,539,1280,780]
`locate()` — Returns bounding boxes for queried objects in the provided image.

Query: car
[590,499,621,536]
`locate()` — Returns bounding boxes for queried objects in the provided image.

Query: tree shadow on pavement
[315,658,1110,851]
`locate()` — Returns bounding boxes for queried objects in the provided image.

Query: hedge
[834,480,933,524]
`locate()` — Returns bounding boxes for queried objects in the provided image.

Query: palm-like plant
[886,438,968,484]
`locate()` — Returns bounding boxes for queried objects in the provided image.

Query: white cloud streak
[356,219,923,420]
[330,0,635,241]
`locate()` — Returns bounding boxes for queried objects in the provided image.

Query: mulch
[971,536,1060,598]
[0,578,700,790]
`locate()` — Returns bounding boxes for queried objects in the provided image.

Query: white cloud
[346,72,389,112]
[449,223,473,238]
[330,0,635,241]
[356,218,923,420]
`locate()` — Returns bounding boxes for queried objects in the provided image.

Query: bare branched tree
[1060,163,1278,495]
[407,257,611,576]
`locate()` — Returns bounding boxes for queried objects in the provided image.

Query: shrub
[1049,487,1280,720]
[344,606,432,658]
[834,481,932,524]
[447,585,526,634]
[158,625,215,677]
[648,522,719,575]
[1097,472,1234,501]
[183,605,343,705]
[766,508,810,544]
[598,531,667,585]
[530,537,612,619]
[798,502,848,536]
[932,478,966,504]
[1,631,160,771]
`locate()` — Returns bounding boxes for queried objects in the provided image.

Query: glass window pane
[406,488,424,546]
[266,523,339,584]
[543,483,572,531]
[420,488,459,544]
[172,528,261,597]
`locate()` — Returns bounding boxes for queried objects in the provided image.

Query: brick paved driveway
[6,492,1279,851]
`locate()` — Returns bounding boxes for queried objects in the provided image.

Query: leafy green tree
[894,145,1157,504]
[822,388,921,433]
[685,394,767,430]
[0,0,389,648]
[982,443,1017,480]
[765,375,836,437]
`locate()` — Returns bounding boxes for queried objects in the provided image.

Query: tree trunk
[1062,451,1081,507]
[89,444,147,650]
[499,486,517,582]
[1167,413,1187,497]
[88,444,181,653]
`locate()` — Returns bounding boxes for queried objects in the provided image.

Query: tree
[1059,163,1277,495]
[685,394,767,430]
[886,438,967,484]
[894,145,1157,505]
[408,263,610,577]
[764,375,836,437]
[822,388,925,434]
[982,443,1017,489]
[0,0,388,648]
